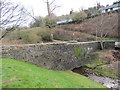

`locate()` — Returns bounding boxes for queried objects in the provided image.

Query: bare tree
[99,14,104,50]
[96,1,101,10]
[43,0,60,17]
[29,16,44,28]
[95,14,109,50]
[0,0,27,39]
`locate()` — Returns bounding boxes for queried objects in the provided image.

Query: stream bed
[72,66,119,89]
[88,75,119,88]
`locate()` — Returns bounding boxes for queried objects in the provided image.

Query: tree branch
[50,0,56,5]
[0,0,28,39]
[51,5,60,13]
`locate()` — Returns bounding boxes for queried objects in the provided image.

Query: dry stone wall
[1,41,114,70]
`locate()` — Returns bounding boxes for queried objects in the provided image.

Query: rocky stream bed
[72,66,119,89]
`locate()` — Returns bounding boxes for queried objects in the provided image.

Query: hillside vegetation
[56,10,119,39]
[85,50,120,78]
[2,27,53,45]
[1,10,119,45]
[2,27,116,45]
[1,58,106,88]
[1,27,96,45]
[53,28,96,42]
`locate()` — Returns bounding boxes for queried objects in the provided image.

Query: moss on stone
[73,45,83,59]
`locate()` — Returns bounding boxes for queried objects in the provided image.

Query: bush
[5,27,53,44]
[43,16,57,28]
[113,1,120,5]
[37,28,53,41]
[29,16,44,28]
[19,31,42,44]
[71,11,87,21]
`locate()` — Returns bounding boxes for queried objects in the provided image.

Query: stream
[72,66,119,89]
[88,75,119,88]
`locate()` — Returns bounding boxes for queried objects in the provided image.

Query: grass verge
[1,58,106,88]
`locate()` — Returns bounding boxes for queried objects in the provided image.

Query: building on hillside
[56,19,72,24]
[99,3,120,13]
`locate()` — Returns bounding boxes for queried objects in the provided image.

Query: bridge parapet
[1,41,114,70]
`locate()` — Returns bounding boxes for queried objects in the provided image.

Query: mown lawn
[1,58,106,88]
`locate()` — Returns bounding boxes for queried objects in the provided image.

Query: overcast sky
[10,0,116,17]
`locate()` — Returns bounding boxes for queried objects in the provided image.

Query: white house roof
[56,19,72,24]
[99,3,120,10]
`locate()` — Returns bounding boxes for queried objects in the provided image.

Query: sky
[10,0,116,17]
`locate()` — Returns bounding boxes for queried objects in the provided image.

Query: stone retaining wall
[1,41,115,70]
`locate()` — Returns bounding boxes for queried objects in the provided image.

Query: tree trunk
[100,38,104,50]
[0,27,15,40]
[47,0,51,16]
[100,14,104,50]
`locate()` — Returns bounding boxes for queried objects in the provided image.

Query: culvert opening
[72,66,119,88]
[72,66,96,77]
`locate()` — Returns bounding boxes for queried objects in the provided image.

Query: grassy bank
[1,58,106,88]
[2,27,53,45]
[85,50,119,78]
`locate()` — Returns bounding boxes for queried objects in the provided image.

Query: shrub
[29,16,44,28]
[5,27,53,44]
[71,11,87,21]
[43,16,57,28]
[37,28,53,41]
[73,45,83,59]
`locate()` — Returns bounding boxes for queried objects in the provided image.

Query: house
[56,19,72,24]
[99,3,120,13]
[115,42,120,50]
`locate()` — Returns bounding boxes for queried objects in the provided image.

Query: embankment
[56,9,120,38]
[1,41,114,70]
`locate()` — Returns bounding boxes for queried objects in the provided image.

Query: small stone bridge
[1,41,114,70]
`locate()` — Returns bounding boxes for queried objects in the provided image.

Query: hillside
[1,27,53,45]
[56,10,119,39]
[1,58,106,88]
[1,10,119,45]
[53,28,96,42]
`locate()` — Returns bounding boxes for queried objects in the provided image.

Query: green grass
[73,45,83,59]
[85,51,119,78]
[54,37,73,41]
[94,65,120,78]
[85,55,107,68]
[1,58,106,88]
[97,37,117,41]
